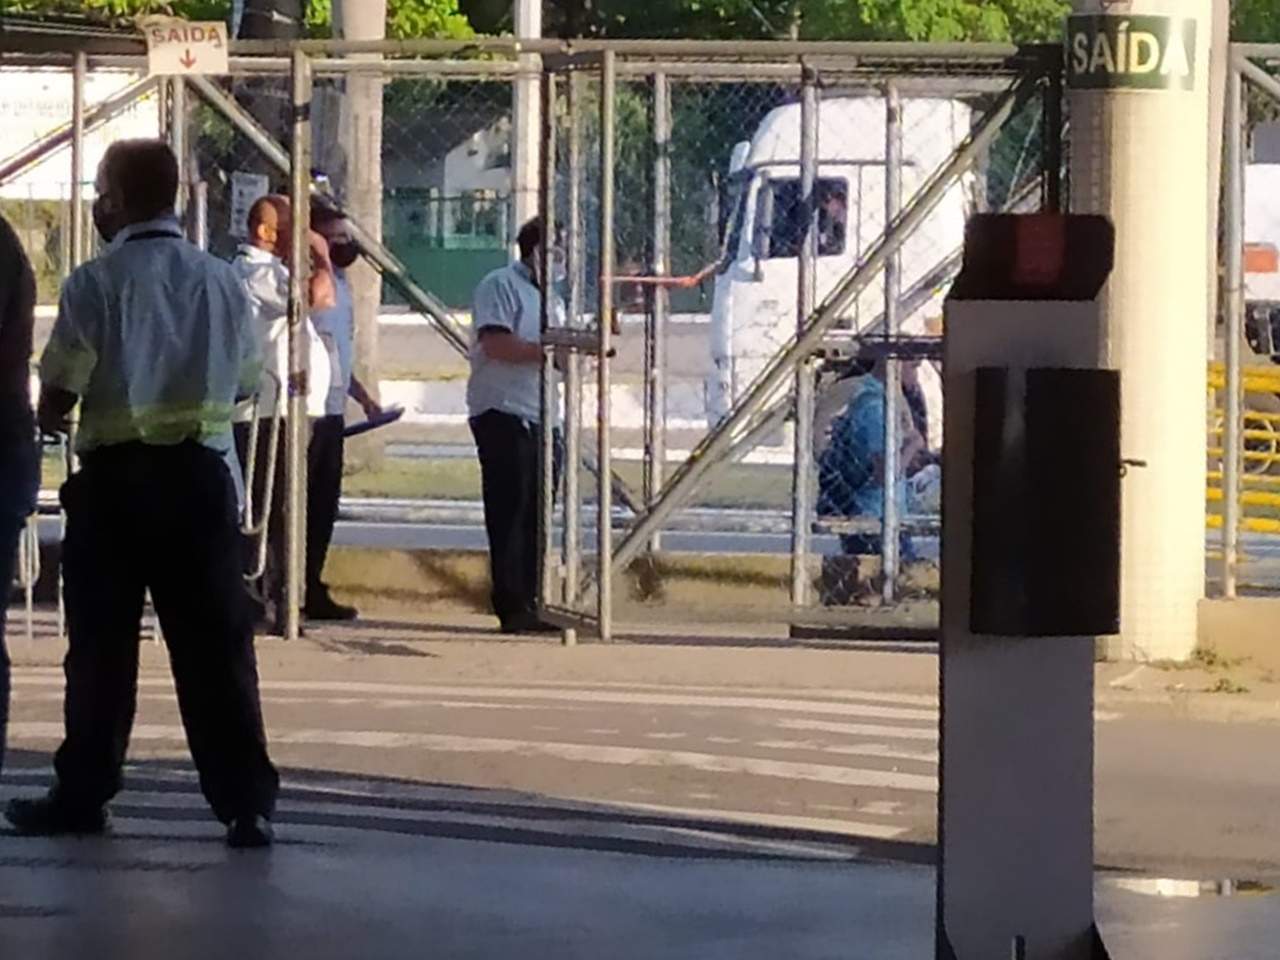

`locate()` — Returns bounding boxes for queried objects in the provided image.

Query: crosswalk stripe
[7,722,938,792]
[778,718,939,741]
[11,675,938,721]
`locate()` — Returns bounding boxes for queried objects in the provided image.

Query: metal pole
[1222,60,1244,598]
[647,71,672,555]
[593,78,1034,589]
[192,181,209,250]
[791,70,819,609]
[563,68,584,647]
[1043,67,1063,214]
[539,72,559,618]
[170,78,187,217]
[59,53,88,643]
[285,49,313,642]
[0,76,161,188]
[512,0,543,230]
[1239,57,1280,106]
[881,82,904,604]
[597,50,617,641]
[70,51,86,270]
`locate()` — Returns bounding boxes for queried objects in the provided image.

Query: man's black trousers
[469,410,560,627]
[53,440,278,823]
[306,414,345,601]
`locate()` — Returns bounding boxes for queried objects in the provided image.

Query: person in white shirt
[305,204,382,621]
[5,139,278,848]
[232,195,335,635]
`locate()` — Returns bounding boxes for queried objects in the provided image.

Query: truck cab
[706,95,975,448]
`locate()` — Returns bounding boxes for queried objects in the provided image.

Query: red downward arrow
[179,49,196,69]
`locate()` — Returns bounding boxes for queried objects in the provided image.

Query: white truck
[704,95,977,446]
[1246,161,1280,350]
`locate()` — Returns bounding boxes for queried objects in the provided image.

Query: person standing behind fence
[304,203,382,621]
[4,140,279,847]
[468,218,562,635]
[0,212,38,782]
[233,195,335,635]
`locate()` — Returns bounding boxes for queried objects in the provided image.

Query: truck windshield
[754,177,848,259]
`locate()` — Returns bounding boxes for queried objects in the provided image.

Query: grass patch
[1205,677,1251,695]
[44,440,793,511]
[344,456,794,509]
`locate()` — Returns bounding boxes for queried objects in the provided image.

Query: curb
[1096,688,1280,725]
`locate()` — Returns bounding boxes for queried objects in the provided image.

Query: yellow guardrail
[1206,360,1280,537]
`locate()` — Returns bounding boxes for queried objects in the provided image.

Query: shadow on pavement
[2,751,935,866]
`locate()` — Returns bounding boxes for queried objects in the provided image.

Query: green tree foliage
[537,0,1072,42]
[6,0,471,39]
[1233,0,1279,43]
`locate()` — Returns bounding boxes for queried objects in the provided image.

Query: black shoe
[5,793,108,836]
[499,612,560,635]
[227,815,273,849]
[266,613,306,638]
[304,592,358,622]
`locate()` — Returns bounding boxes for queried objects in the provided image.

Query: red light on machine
[1245,243,1279,274]
[1013,214,1067,288]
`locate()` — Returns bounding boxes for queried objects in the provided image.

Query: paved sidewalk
[2,810,1278,960]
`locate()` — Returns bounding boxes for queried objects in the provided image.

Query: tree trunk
[334,0,388,469]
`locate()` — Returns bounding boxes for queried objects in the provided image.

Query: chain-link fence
[537,48,1062,638]
[9,37,1275,641]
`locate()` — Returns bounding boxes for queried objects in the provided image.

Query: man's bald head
[248,195,290,258]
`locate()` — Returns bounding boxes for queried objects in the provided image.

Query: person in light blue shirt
[467,218,563,635]
[5,140,278,849]
[817,357,929,598]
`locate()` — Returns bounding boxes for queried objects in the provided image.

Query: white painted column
[512,0,543,233]
[1068,1,1220,660]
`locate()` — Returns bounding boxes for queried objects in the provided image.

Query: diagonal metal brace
[0,75,161,187]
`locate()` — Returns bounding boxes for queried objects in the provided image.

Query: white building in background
[0,69,160,201]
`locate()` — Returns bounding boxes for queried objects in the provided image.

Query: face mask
[92,195,122,243]
[329,241,359,269]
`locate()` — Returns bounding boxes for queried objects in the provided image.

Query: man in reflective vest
[4,139,280,848]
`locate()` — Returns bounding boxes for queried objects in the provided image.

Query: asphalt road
[5,619,1279,881]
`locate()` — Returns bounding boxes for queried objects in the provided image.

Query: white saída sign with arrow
[144,18,230,77]
[1066,15,1198,91]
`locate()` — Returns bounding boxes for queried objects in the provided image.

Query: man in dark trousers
[468,218,561,635]
[4,139,280,848]
[305,203,382,620]
[0,212,38,781]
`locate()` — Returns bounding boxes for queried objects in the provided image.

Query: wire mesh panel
[574,55,1061,637]
[0,41,1062,637]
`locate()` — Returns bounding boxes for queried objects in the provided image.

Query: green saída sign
[1066,15,1198,91]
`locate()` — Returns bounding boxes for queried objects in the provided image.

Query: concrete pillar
[512,0,542,234]
[336,0,387,466]
[1067,1,1222,660]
